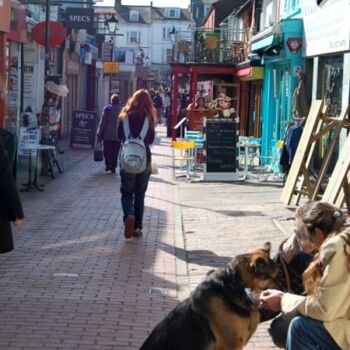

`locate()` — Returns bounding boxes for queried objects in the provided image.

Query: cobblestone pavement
[1,127,296,349]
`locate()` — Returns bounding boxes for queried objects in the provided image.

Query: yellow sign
[104,62,119,74]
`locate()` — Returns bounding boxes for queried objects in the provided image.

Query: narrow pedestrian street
[0,127,294,349]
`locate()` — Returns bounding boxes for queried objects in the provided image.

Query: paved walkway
[1,127,296,349]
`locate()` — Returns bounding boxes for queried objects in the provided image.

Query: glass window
[128,31,140,43]
[130,10,139,22]
[317,55,343,117]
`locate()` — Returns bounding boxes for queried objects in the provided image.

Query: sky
[96,0,191,8]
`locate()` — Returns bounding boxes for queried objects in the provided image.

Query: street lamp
[169,26,177,63]
[169,26,176,43]
[105,15,118,34]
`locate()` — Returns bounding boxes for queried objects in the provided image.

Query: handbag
[93,141,103,162]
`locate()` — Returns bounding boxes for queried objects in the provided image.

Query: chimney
[150,1,153,8]
[116,0,122,10]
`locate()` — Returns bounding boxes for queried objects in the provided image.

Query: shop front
[0,0,27,134]
[251,20,304,159]
[303,0,350,167]
[236,59,264,137]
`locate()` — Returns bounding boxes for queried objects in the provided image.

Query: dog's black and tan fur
[140,242,278,350]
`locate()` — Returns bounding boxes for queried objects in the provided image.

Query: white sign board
[303,0,350,56]
[18,127,41,156]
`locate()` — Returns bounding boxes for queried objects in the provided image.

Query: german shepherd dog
[140,242,278,350]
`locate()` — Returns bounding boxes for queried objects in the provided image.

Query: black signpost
[70,110,97,148]
[204,118,240,181]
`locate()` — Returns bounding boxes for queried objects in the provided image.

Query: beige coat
[281,230,350,349]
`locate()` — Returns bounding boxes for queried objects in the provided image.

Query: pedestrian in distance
[0,143,24,253]
[97,94,122,173]
[118,89,156,239]
[260,201,349,350]
[152,90,164,125]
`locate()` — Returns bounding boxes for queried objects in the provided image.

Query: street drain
[144,287,168,296]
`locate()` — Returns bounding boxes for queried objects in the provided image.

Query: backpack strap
[123,117,131,139]
[139,116,149,140]
[123,116,149,140]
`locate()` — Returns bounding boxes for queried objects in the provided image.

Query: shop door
[247,81,262,137]
[272,65,288,143]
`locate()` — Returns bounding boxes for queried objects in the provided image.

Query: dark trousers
[103,140,121,171]
[0,213,14,254]
[120,164,151,230]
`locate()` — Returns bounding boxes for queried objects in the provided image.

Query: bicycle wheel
[44,149,55,179]
[53,140,64,173]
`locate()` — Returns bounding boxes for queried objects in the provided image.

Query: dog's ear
[262,242,271,255]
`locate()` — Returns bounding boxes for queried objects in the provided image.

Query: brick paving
[1,126,296,349]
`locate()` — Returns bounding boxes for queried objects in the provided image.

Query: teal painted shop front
[253,19,304,159]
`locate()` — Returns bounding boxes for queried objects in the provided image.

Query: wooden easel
[322,129,350,213]
[280,101,350,205]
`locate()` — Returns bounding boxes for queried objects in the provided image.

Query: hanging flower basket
[205,36,218,50]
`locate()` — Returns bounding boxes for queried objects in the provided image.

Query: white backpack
[119,117,149,174]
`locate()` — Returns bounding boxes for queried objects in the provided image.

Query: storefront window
[316,55,343,170]
[4,41,20,135]
[317,55,343,117]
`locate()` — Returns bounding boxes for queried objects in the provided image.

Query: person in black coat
[0,142,24,253]
[97,94,122,173]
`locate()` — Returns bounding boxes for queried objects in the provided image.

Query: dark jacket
[97,103,122,141]
[118,112,155,163]
[152,94,163,109]
[0,143,24,253]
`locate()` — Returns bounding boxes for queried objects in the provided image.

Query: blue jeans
[286,316,341,350]
[120,165,151,230]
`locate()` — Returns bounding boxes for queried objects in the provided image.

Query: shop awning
[251,34,282,52]
[237,66,264,81]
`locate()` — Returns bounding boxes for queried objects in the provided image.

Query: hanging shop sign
[65,8,94,32]
[32,21,67,47]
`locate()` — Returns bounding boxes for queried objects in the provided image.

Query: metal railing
[172,28,246,65]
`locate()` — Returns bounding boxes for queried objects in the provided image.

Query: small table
[20,143,55,192]
[239,142,261,180]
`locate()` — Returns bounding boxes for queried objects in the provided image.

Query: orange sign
[103,62,119,74]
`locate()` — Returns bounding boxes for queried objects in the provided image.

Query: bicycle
[41,124,64,178]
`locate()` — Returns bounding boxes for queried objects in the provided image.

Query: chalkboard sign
[70,110,97,148]
[206,118,237,173]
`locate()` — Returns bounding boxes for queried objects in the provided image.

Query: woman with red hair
[118,89,157,239]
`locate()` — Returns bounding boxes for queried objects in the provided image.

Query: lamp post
[169,26,176,63]
[103,14,120,96]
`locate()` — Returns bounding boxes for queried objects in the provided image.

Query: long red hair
[119,89,157,126]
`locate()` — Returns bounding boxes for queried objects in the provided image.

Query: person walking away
[118,89,156,239]
[152,91,164,124]
[97,94,122,173]
[0,143,24,253]
[260,201,349,350]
